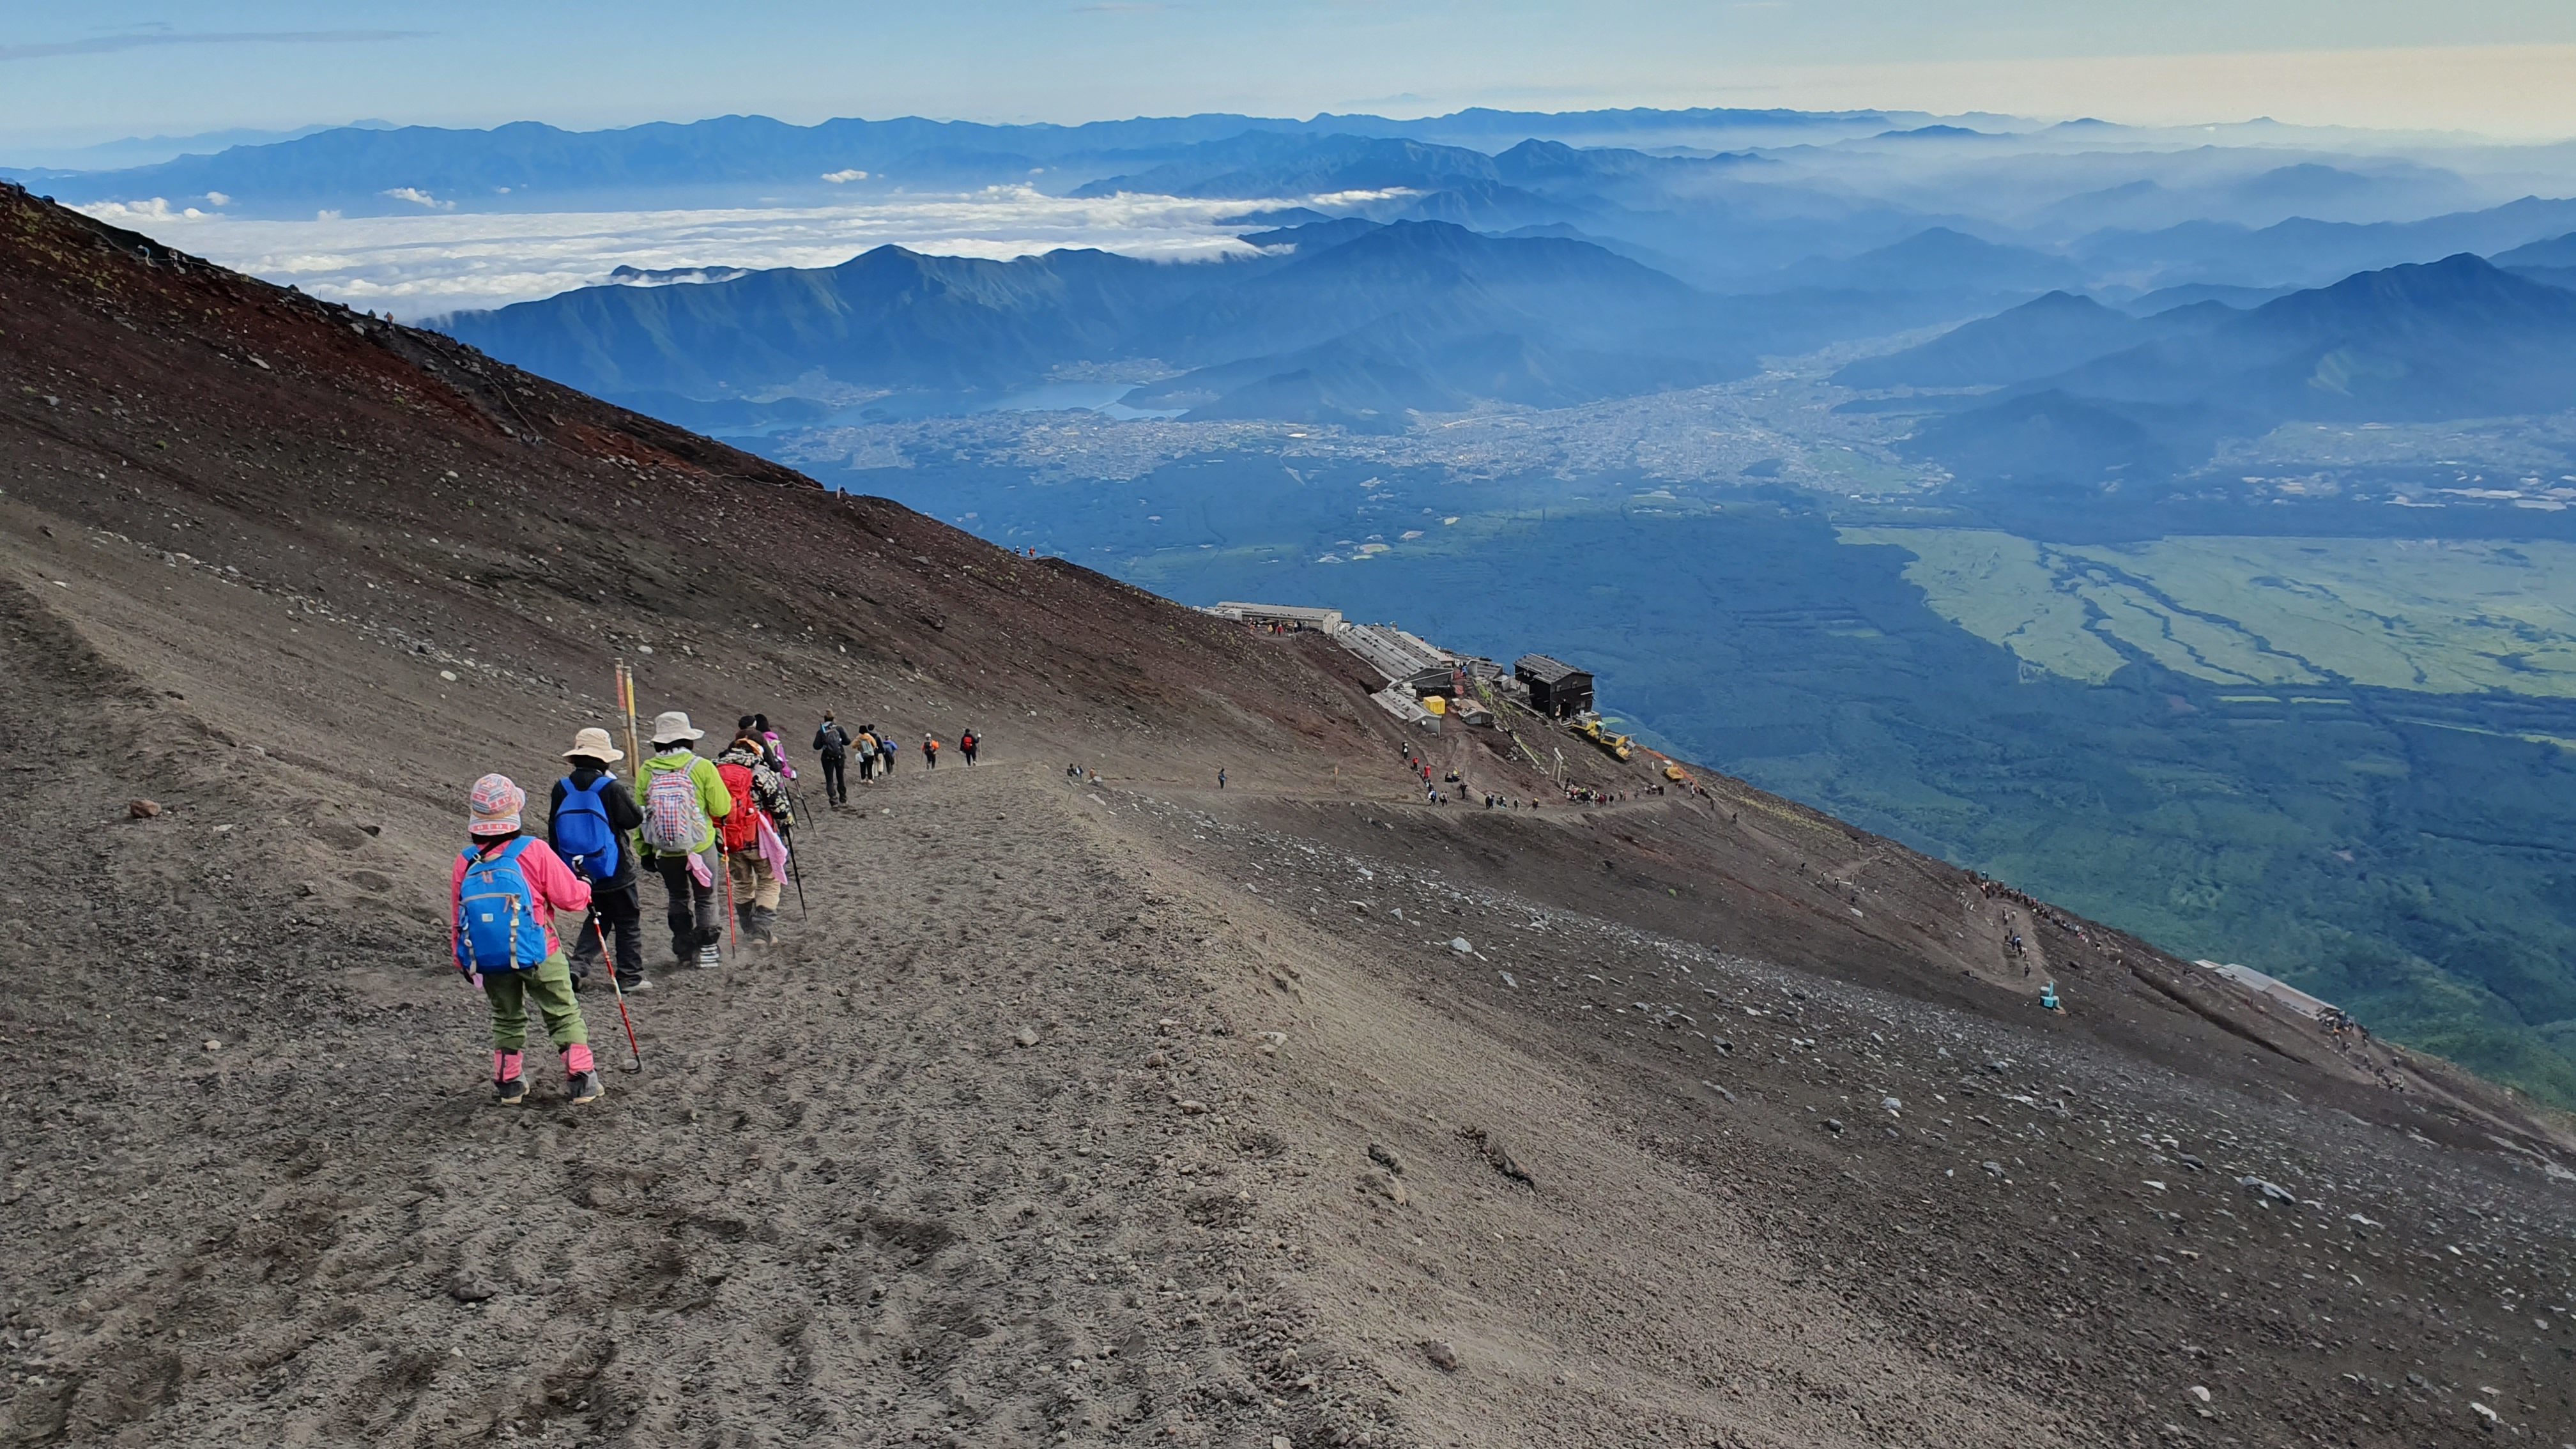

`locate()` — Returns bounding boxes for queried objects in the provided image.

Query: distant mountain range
[1860,254,2576,490]
[438,220,1756,431]
[3,109,1915,216]
[2070,197,2576,291]
[1833,291,2226,390]
[20,108,2576,316]
[1759,227,2087,298]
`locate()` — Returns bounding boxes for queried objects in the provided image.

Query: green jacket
[639,749,732,856]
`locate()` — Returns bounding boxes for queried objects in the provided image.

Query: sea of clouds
[72,185,1363,319]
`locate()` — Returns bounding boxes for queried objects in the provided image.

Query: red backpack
[716,760,761,852]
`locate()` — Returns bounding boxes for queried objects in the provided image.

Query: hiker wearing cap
[813,714,851,807]
[922,733,939,769]
[548,727,649,995]
[715,723,796,945]
[636,711,733,969]
[451,774,603,1105]
[959,728,979,766]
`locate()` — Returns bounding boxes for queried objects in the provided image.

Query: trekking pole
[782,824,809,920]
[592,916,643,1072]
[720,850,738,948]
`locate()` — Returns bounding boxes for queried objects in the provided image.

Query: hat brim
[652,729,704,743]
[468,818,521,836]
[564,743,626,762]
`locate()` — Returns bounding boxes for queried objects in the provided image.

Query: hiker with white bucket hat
[548,726,650,994]
[634,711,733,969]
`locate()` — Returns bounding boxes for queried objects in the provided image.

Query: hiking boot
[751,905,781,944]
[496,1073,528,1105]
[568,1070,606,1105]
[697,944,721,969]
[621,977,654,994]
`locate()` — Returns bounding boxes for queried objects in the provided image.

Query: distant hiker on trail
[922,733,939,769]
[1218,767,1227,790]
[548,727,649,995]
[638,711,732,969]
[960,728,979,766]
[813,714,851,807]
[451,774,603,1106]
[716,724,795,946]
[878,729,896,779]
[854,728,877,783]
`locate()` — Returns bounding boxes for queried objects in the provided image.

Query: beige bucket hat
[650,710,704,745]
[562,726,624,763]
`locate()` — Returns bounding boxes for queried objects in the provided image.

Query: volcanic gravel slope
[2,181,2573,1448]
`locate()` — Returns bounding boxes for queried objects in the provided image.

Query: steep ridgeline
[4,183,2574,1448]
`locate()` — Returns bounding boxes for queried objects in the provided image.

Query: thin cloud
[86,185,1292,319]
[0,29,425,63]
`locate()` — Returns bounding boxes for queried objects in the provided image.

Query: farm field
[1848,529,2576,697]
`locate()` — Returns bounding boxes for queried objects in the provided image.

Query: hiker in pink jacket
[449,773,602,1106]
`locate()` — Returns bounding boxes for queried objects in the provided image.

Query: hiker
[450,774,603,1105]
[754,712,795,782]
[548,727,649,995]
[637,711,732,969]
[814,713,851,806]
[716,723,795,945]
[1217,767,1227,790]
[854,726,877,783]
[878,729,896,779]
[922,733,939,769]
[960,728,979,766]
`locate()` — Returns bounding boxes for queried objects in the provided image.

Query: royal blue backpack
[455,838,551,974]
[552,775,621,883]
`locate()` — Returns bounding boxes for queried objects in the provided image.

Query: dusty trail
[0,664,2061,1447]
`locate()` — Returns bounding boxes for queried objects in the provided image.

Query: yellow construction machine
[1573,714,1632,760]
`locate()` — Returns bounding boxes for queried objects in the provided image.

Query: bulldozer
[1572,712,1632,761]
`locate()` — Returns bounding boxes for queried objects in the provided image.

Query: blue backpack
[552,774,621,883]
[455,838,551,974]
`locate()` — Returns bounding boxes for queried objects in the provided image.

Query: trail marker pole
[592,916,643,1072]
[615,661,643,776]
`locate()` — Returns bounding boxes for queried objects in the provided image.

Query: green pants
[481,950,588,1052]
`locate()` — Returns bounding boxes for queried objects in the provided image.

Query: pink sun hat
[468,773,525,836]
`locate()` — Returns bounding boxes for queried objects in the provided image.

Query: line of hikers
[805,716,979,807]
[450,709,988,1107]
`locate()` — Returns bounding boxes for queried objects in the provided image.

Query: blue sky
[6,1,2576,148]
